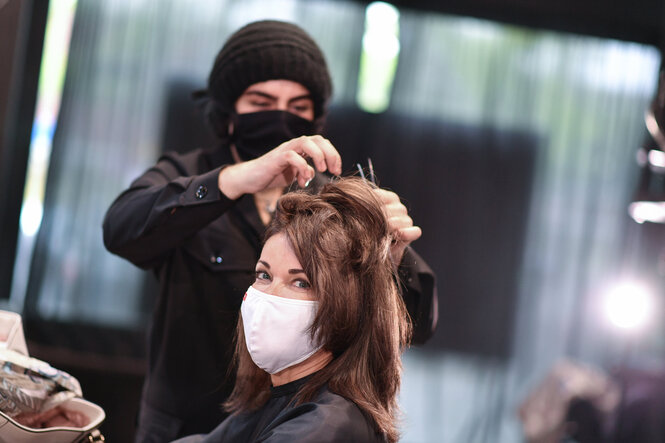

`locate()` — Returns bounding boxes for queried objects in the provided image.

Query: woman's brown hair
[224,177,412,442]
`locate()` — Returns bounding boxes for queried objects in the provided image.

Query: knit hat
[208,20,332,120]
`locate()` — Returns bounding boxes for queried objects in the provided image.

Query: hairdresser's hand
[218,135,342,199]
[375,188,422,267]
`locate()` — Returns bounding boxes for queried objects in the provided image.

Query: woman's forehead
[260,232,301,269]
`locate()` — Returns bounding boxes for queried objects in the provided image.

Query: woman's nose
[265,281,287,297]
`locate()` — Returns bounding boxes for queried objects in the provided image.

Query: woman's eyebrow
[288,268,306,275]
[258,260,271,269]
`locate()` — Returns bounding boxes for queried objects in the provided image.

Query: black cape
[171,376,386,443]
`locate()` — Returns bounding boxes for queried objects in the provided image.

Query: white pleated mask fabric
[241,286,321,374]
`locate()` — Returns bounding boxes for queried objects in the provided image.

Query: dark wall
[160,78,217,154]
[325,106,537,358]
[0,0,48,299]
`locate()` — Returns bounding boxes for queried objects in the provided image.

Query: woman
[174,177,412,442]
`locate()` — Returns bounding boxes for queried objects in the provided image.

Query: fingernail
[305,178,312,187]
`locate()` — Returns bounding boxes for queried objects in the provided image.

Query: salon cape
[171,375,386,443]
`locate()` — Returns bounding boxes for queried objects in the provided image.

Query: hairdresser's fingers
[218,134,339,199]
[278,149,316,188]
[375,188,398,204]
[218,149,314,199]
[390,226,422,266]
[375,189,411,218]
[289,136,327,173]
[386,214,419,239]
[311,136,342,176]
[396,225,422,244]
[290,135,342,175]
[384,202,408,218]
[273,135,341,175]
[375,188,423,266]
[376,189,413,227]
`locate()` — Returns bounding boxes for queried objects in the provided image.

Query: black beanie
[207,20,332,121]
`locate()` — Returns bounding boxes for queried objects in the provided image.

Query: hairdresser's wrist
[218,163,244,200]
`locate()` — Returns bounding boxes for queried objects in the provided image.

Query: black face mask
[231,110,317,161]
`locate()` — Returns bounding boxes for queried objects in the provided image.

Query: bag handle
[77,429,105,442]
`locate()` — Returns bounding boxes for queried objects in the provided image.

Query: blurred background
[1,0,665,441]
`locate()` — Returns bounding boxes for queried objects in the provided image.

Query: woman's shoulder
[262,386,386,443]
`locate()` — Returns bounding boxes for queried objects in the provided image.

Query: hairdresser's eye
[289,100,313,116]
[294,279,311,289]
[250,100,272,108]
[255,270,271,282]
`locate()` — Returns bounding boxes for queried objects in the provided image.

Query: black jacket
[103,145,438,435]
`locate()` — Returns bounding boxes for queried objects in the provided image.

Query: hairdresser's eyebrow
[288,94,313,104]
[244,91,277,101]
[244,90,312,104]
[258,260,270,269]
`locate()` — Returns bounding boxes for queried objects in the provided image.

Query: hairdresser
[103,20,438,442]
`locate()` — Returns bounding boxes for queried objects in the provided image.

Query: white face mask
[241,286,321,374]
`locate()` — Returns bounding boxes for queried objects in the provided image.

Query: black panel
[325,105,538,358]
[0,0,49,299]
[160,77,217,154]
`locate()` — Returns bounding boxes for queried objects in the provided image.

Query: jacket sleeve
[397,246,439,345]
[102,154,236,269]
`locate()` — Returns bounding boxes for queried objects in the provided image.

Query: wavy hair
[224,177,412,442]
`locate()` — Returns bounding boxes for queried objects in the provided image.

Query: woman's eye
[251,101,271,108]
[294,279,311,289]
[255,270,270,281]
